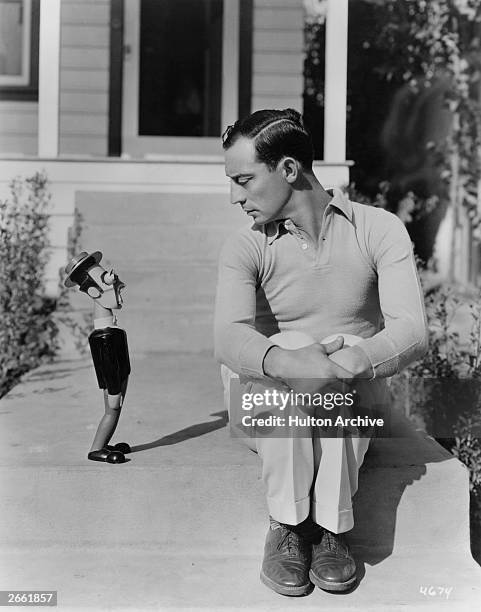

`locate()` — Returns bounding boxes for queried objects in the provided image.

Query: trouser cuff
[312,503,354,534]
[267,494,310,526]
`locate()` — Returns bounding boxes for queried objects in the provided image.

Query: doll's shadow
[130,410,228,451]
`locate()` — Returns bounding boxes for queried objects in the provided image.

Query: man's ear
[279,157,299,183]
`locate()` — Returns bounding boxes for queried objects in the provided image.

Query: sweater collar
[265,188,353,245]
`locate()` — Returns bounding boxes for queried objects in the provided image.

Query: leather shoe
[309,528,356,592]
[106,442,131,454]
[88,448,126,464]
[260,518,313,596]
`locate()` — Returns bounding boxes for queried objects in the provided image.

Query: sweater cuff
[356,334,399,379]
[238,334,275,378]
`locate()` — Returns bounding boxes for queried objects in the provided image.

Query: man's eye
[237,178,250,185]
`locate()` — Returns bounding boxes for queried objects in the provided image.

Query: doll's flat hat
[64,250,102,287]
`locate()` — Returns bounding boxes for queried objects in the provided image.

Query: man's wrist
[262,345,288,379]
[329,345,373,378]
[350,345,374,377]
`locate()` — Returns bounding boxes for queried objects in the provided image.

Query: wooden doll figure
[65,251,131,464]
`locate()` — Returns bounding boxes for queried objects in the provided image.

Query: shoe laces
[323,529,349,555]
[324,529,339,552]
[280,529,302,555]
[270,519,302,556]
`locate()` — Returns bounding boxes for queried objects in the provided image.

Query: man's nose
[230,183,246,206]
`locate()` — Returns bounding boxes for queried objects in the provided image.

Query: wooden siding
[59,0,110,156]
[0,0,110,156]
[0,0,307,157]
[251,0,304,112]
[0,101,37,155]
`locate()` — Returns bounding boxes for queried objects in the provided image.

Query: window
[138,0,223,137]
[0,0,39,100]
[121,0,249,155]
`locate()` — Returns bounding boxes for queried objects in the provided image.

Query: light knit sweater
[214,188,428,379]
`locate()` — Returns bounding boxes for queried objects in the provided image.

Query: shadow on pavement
[131,410,228,450]
[348,411,455,567]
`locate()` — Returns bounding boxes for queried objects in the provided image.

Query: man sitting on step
[214,108,428,596]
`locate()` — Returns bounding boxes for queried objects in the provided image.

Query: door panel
[122,0,239,157]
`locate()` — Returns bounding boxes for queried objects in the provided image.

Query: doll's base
[88,448,127,464]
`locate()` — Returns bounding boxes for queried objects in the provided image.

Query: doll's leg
[105,378,131,454]
[88,378,130,462]
[88,325,131,463]
[89,389,122,452]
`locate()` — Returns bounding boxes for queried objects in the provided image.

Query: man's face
[224,137,292,225]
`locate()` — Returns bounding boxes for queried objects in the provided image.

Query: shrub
[0,172,59,397]
[390,283,481,564]
[55,208,91,356]
[347,181,481,562]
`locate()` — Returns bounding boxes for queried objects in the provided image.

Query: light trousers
[221,331,386,534]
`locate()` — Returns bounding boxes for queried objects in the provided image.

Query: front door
[122,0,240,157]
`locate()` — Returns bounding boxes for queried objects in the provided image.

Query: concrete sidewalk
[0,351,480,611]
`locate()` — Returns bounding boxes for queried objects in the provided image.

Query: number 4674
[420,586,453,599]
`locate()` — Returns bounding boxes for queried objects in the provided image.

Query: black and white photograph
[0,0,481,609]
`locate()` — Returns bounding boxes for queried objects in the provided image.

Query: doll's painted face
[85,265,125,310]
[65,252,126,310]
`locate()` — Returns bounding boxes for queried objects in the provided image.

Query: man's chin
[249,214,267,226]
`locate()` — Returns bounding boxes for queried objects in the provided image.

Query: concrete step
[58,308,214,354]
[67,263,218,314]
[62,261,218,353]
[75,191,244,227]
[2,549,479,611]
[74,191,246,265]
[80,223,232,265]
[0,453,472,556]
[59,191,248,353]
[0,353,479,609]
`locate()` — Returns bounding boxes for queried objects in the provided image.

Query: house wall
[0,101,38,155]
[0,0,305,157]
[0,0,110,157]
[251,0,305,112]
[59,0,110,156]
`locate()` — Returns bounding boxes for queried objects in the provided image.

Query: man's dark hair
[222,108,314,171]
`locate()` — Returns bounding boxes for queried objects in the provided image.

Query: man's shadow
[130,410,228,450]
[347,410,456,579]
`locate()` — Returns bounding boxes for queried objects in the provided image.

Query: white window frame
[122,0,240,157]
[0,0,32,86]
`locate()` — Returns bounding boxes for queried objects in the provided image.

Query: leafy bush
[0,172,59,397]
[55,208,91,356]
[347,181,481,561]
[390,282,481,563]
